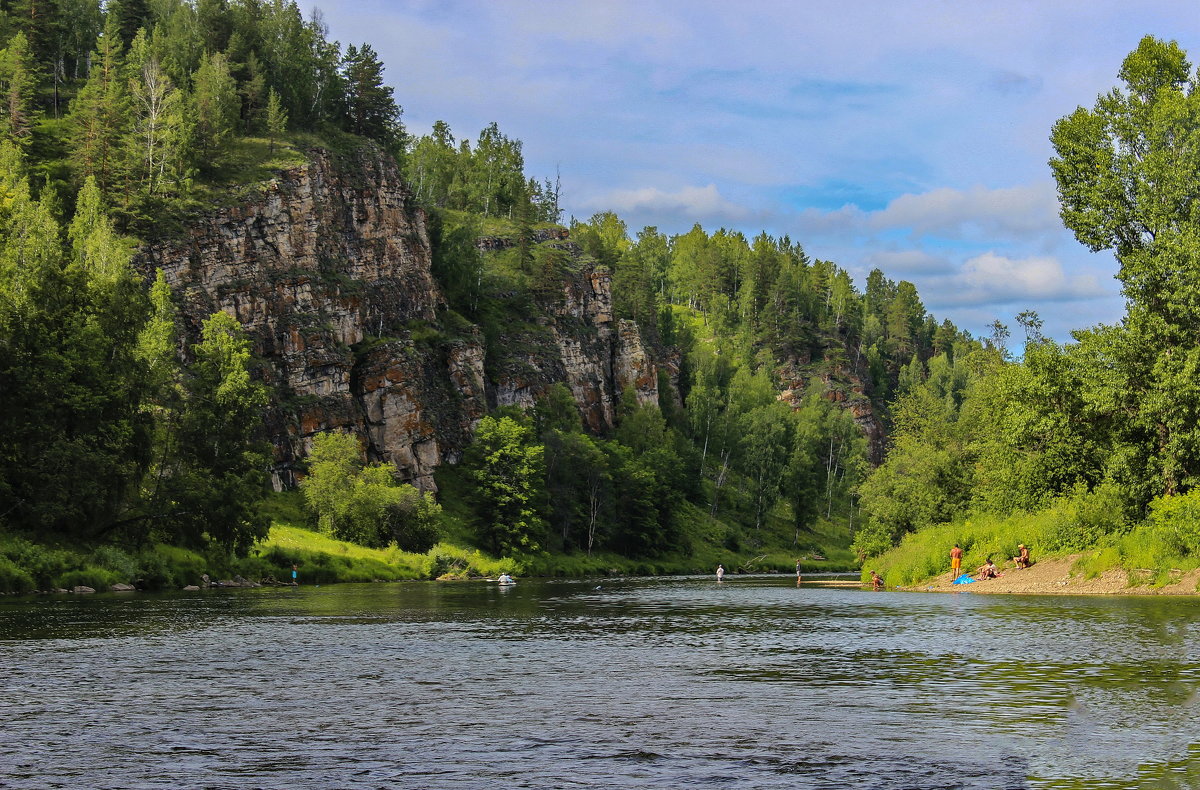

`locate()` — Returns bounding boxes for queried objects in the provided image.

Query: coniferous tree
[105,0,151,46]
[191,50,237,167]
[67,18,126,193]
[0,31,38,146]
[341,42,398,144]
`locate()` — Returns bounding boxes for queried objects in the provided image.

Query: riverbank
[897,555,1200,596]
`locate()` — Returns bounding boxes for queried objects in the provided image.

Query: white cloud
[578,184,750,223]
[871,183,1061,239]
[862,250,954,275]
[926,252,1107,308]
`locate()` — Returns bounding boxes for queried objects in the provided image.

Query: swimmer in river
[796,560,802,586]
[716,564,725,582]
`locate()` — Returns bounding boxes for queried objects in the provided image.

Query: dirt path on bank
[896,555,1200,596]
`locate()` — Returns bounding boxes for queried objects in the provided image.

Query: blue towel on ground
[952,574,975,584]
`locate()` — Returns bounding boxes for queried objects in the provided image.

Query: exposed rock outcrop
[138,146,662,489]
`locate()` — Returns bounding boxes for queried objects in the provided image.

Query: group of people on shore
[714,546,1032,591]
[950,543,1032,582]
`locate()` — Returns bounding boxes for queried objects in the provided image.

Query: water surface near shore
[1,576,1197,788]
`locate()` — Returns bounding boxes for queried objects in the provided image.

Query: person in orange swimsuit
[950,544,963,579]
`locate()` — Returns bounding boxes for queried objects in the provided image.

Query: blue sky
[314,0,1200,341]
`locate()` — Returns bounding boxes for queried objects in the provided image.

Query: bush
[55,567,118,591]
[0,556,35,593]
[1144,490,1200,559]
[1042,482,1130,552]
[850,521,895,561]
[2,538,75,589]
[90,546,139,582]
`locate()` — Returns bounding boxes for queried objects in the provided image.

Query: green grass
[864,484,1200,589]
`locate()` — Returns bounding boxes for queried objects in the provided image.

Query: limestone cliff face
[487,262,659,433]
[138,147,660,489]
[775,347,886,465]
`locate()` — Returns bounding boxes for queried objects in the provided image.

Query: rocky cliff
[138,146,660,490]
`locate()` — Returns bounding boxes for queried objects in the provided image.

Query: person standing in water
[949,544,963,580]
[795,559,803,586]
[291,564,298,586]
[716,564,725,582]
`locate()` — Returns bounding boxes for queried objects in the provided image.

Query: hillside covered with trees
[13,0,1142,595]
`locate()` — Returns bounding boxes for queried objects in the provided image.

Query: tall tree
[105,0,151,47]
[158,310,270,553]
[67,18,127,192]
[1050,35,1200,499]
[0,31,38,146]
[462,416,546,556]
[124,29,188,199]
[191,50,238,166]
[340,42,399,144]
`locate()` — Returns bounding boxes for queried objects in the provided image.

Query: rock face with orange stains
[138,146,662,490]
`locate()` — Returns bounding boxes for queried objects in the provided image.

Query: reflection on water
[1,577,1197,788]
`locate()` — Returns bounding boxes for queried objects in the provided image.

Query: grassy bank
[0,488,859,594]
[866,486,1200,590]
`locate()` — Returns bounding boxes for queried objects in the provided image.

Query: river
[1,576,1197,789]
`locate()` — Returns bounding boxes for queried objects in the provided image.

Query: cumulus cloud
[783,182,1062,248]
[924,252,1107,308]
[871,183,1061,239]
[579,184,751,223]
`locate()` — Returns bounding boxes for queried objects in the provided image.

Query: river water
[1,576,1198,789]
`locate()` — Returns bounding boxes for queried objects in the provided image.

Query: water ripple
[0,577,1197,788]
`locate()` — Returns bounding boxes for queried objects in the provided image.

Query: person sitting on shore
[976,559,1001,580]
[1013,544,1031,569]
[870,571,884,590]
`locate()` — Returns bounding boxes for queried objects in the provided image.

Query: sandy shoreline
[890,555,1200,596]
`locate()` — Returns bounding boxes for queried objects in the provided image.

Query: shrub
[55,567,118,591]
[1145,490,1200,558]
[0,556,34,593]
[850,521,894,561]
[90,546,139,582]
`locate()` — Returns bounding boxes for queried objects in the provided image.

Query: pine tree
[0,31,39,147]
[341,42,399,143]
[67,19,127,193]
[104,0,151,47]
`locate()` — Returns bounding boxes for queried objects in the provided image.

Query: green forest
[1,2,1198,593]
